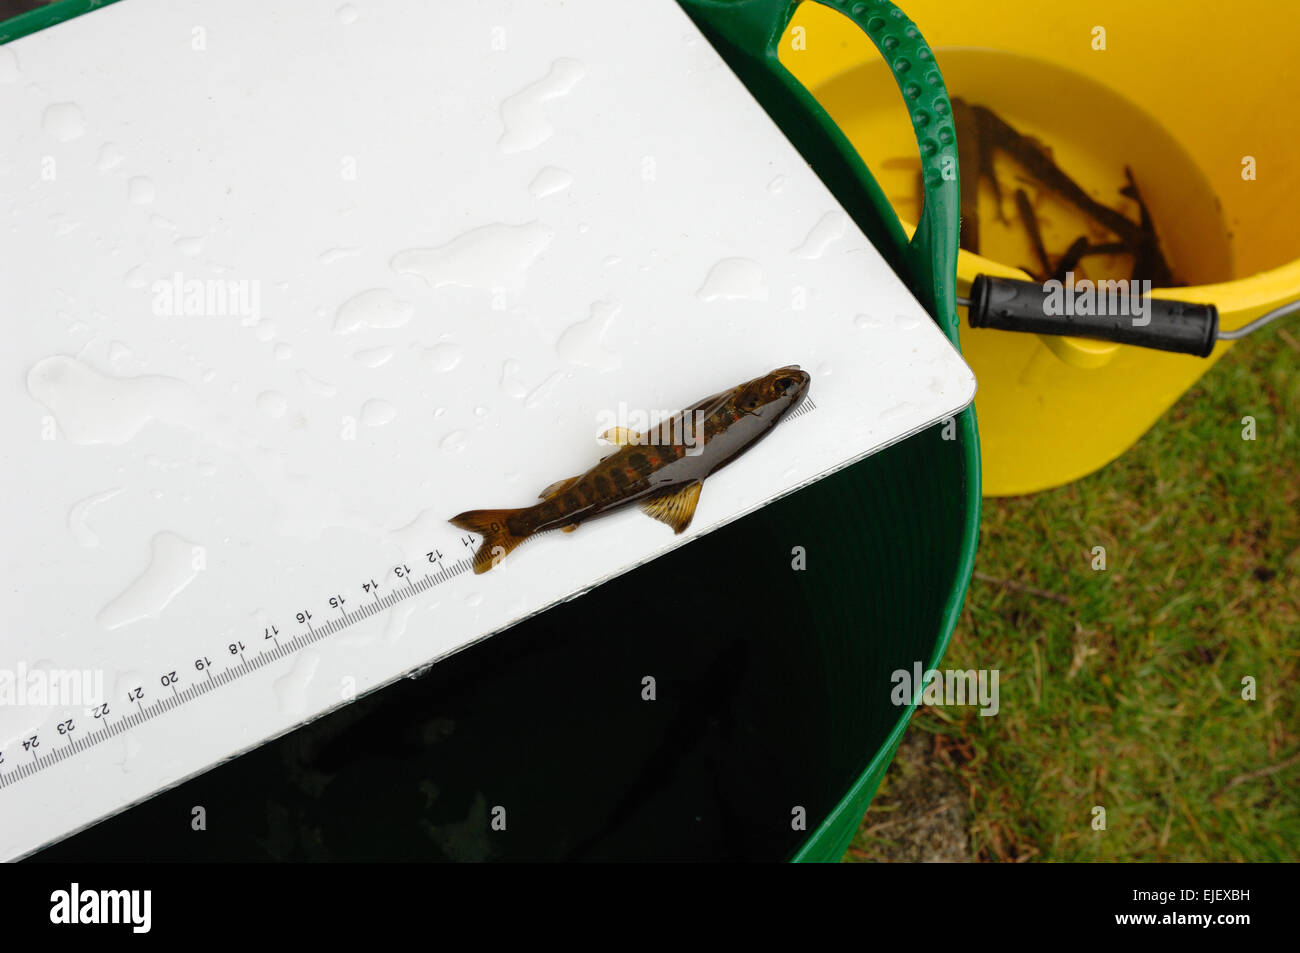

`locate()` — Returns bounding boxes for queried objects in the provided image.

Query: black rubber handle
[967,275,1219,357]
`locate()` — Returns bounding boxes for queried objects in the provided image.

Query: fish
[449,365,811,573]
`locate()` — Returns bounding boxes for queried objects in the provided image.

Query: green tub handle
[677,0,962,345]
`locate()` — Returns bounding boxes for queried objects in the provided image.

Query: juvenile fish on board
[449,365,811,573]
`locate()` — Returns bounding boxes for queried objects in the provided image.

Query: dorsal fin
[537,474,582,500]
[599,426,641,446]
[638,481,702,534]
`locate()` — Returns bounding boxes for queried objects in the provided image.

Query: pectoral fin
[599,426,641,446]
[538,475,582,500]
[638,481,702,534]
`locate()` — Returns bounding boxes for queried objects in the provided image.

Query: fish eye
[774,377,795,390]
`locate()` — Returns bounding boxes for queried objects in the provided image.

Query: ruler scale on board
[0,553,469,791]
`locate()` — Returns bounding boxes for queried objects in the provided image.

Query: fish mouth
[770,365,811,398]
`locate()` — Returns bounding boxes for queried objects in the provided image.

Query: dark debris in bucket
[948,98,1175,287]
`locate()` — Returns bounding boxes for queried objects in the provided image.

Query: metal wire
[1216,297,1300,340]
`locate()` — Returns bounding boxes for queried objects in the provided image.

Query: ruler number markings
[0,551,473,789]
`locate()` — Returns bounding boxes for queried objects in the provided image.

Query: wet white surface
[0,0,974,858]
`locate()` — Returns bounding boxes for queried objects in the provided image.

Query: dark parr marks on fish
[627,452,649,472]
[529,500,559,531]
[592,474,612,498]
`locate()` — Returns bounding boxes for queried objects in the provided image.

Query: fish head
[734,365,810,420]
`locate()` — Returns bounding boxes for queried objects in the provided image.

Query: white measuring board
[0,0,975,859]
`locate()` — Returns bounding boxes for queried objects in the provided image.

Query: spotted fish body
[450,365,811,572]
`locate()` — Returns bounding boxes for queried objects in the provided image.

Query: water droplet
[127,176,155,205]
[440,430,467,452]
[69,487,124,548]
[26,356,197,444]
[855,312,885,329]
[499,359,527,398]
[42,102,85,142]
[319,245,362,265]
[391,222,553,293]
[384,602,417,644]
[464,592,483,608]
[49,212,81,236]
[274,650,321,715]
[0,48,19,84]
[107,340,135,372]
[173,235,203,257]
[361,398,397,427]
[336,4,359,25]
[557,299,621,371]
[525,371,565,409]
[96,532,204,629]
[352,345,396,368]
[697,258,767,302]
[792,211,848,259]
[499,59,585,153]
[296,369,337,398]
[474,406,489,417]
[426,342,463,372]
[767,174,786,193]
[528,166,574,198]
[95,142,124,172]
[108,733,144,772]
[273,342,293,361]
[334,288,413,333]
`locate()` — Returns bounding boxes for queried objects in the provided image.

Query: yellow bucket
[780,0,1300,496]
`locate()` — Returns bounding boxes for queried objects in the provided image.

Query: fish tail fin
[448,508,529,573]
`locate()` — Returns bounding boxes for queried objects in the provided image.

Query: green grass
[851,323,1299,862]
